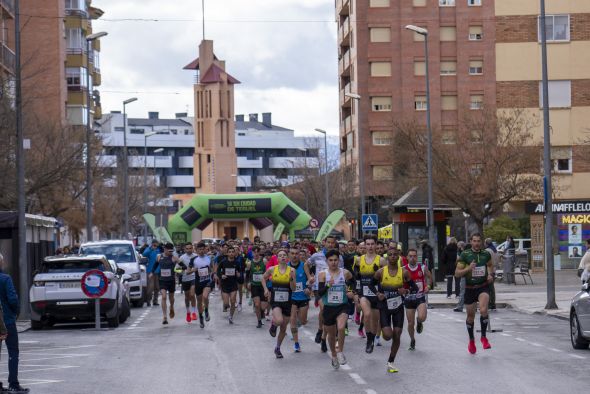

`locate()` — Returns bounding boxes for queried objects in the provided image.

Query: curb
[429,302,508,309]
[506,304,569,321]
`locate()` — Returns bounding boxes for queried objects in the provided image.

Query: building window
[441,95,458,110]
[413,28,426,42]
[66,28,84,51]
[371,96,392,111]
[66,67,87,90]
[539,80,571,108]
[415,96,428,111]
[114,127,124,132]
[469,60,483,75]
[439,0,455,6]
[413,0,427,6]
[440,61,457,75]
[370,0,390,6]
[468,0,481,6]
[65,0,87,12]
[414,61,426,76]
[370,27,391,43]
[552,147,572,173]
[470,95,484,110]
[440,27,457,41]
[371,62,392,77]
[471,130,483,143]
[469,26,483,40]
[442,131,456,144]
[130,128,144,134]
[538,15,570,42]
[470,163,483,177]
[372,131,392,146]
[373,166,394,181]
[346,132,354,150]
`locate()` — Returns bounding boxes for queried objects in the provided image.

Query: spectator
[142,240,161,306]
[442,237,459,299]
[0,253,28,393]
[578,239,590,283]
[62,246,71,255]
[421,239,435,278]
[485,238,499,310]
[454,241,467,312]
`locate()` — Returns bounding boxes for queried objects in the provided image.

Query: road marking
[366,390,378,394]
[548,348,561,353]
[515,337,525,342]
[501,333,511,337]
[570,354,586,360]
[20,341,39,344]
[530,342,542,347]
[21,355,91,362]
[349,373,366,385]
[18,379,63,386]
[20,345,96,353]
[340,364,351,370]
[1,366,78,374]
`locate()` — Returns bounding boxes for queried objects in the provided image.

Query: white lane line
[530,342,542,347]
[366,390,378,394]
[515,338,525,342]
[570,354,586,360]
[20,341,40,344]
[349,373,367,385]
[0,366,78,374]
[20,345,96,353]
[21,355,91,362]
[17,379,63,386]
[340,364,351,370]
[548,348,562,353]
[501,333,512,337]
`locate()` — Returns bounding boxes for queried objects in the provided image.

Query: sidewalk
[429,270,582,321]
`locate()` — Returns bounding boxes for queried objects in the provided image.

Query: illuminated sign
[526,201,590,214]
[560,214,590,225]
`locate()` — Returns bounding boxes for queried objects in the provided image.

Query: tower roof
[183,55,219,71]
[200,63,240,84]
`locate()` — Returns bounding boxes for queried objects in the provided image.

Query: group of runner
[150,233,494,372]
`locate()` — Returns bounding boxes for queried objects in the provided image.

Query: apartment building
[20,0,104,128]
[0,0,15,88]
[496,0,590,269]
[337,0,496,219]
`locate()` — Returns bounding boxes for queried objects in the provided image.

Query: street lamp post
[345,92,363,234]
[314,129,330,218]
[85,31,108,242]
[143,131,158,241]
[122,97,138,239]
[406,25,437,285]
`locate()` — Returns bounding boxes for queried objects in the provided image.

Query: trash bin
[503,255,514,284]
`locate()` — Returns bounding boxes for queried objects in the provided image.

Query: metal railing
[1,42,15,74]
[1,0,15,16]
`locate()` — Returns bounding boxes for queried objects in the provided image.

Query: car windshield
[41,260,105,273]
[80,244,136,264]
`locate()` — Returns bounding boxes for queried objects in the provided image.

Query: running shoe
[468,339,477,354]
[344,327,349,336]
[238,304,243,312]
[354,312,361,325]
[417,321,423,334]
[205,310,211,321]
[169,307,175,319]
[337,352,347,365]
[294,342,301,353]
[153,302,159,306]
[199,315,205,328]
[191,312,198,321]
[409,339,416,351]
[275,347,284,359]
[481,337,491,350]
[331,357,340,370]
[7,384,30,393]
[162,319,168,325]
[186,313,191,323]
[256,320,263,328]
[229,316,234,325]
[358,329,366,338]
[269,324,277,337]
[321,339,328,353]
[315,331,323,344]
[375,336,382,346]
[387,362,399,373]
[365,341,374,354]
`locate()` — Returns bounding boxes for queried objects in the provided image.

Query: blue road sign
[362,214,378,231]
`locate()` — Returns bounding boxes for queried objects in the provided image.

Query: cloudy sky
[93,0,339,137]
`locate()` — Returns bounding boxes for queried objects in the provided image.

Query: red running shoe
[481,337,491,350]
[468,340,477,354]
[186,313,191,323]
[358,329,366,338]
[355,312,361,325]
[191,312,198,321]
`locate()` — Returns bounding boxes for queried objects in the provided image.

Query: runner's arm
[289,270,296,292]
[455,257,472,277]
[369,269,382,296]
[316,271,328,297]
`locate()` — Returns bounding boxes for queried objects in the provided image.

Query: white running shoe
[337,352,347,365]
[331,357,340,370]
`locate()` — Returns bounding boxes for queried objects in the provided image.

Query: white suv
[30,255,130,329]
[80,240,147,307]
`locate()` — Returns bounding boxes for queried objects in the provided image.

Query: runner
[403,247,431,350]
[217,245,241,324]
[177,243,197,324]
[247,246,268,328]
[155,243,179,325]
[236,244,246,312]
[342,240,358,337]
[455,233,494,354]
[262,250,296,359]
[193,242,214,327]
[317,250,356,369]
[372,244,414,373]
[289,246,313,353]
[354,236,382,353]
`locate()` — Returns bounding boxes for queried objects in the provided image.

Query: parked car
[201,238,223,245]
[570,282,590,349]
[496,238,531,257]
[29,255,131,329]
[80,240,147,307]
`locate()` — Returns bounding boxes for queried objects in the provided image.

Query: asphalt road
[2,291,588,394]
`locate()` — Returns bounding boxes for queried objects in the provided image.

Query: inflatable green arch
[167,192,312,243]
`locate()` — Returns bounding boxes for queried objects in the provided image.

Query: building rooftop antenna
[202,0,206,41]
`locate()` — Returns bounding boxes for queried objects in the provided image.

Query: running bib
[327,288,344,304]
[363,286,376,297]
[160,269,172,278]
[356,281,361,291]
[387,296,402,310]
[274,290,289,302]
[198,268,209,277]
[416,282,424,292]
[253,273,263,282]
[183,273,195,282]
[225,268,236,276]
[472,266,486,278]
[295,282,304,292]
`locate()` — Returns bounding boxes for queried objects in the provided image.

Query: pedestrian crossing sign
[362,214,378,231]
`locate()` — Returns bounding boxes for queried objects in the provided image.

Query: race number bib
[225,268,236,277]
[253,273,263,282]
[356,281,361,291]
[387,296,402,310]
[295,282,304,292]
[328,288,344,304]
[198,268,209,278]
[274,290,289,302]
[416,281,424,292]
[472,266,486,278]
[363,286,376,297]
[160,269,172,278]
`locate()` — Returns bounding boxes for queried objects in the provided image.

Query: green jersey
[458,249,492,286]
[249,259,266,286]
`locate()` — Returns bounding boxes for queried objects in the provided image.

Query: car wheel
[31,319,43,330]
[107,304,120,328]
[570,311,589,350]
[119,297,130,324]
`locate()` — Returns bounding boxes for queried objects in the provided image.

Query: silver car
[570,282,590,349]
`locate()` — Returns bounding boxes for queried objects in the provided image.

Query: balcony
[235,176,252,188]
[167,175,194,188]
[336,0,350,16]
[340,81,355,108]
[1,0,15,17]
[342,115,352,134]
[338,17,350,46]
[339,50,351,77]
[0,42,15,74]
[178,156,194,168]
[128,156,173,169]
[237,156,263,169]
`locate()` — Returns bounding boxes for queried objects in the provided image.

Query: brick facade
[570,14,590,41]
[573,145,590,173]
[496,81,538,108]
[496,16,537,43]
[572,79,590,107]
